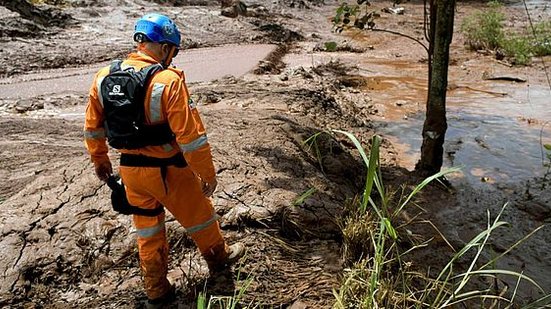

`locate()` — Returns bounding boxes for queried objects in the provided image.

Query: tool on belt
[106,175,164,217]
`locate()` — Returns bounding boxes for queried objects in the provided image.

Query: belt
[120,153,187,167]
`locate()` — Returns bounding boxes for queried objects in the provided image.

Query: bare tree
[334,0,457,176]
[415,0,456,176]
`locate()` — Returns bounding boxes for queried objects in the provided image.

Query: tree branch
[370,28,429,53]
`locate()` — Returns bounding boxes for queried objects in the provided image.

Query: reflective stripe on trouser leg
[160,166,228,256]
[189,219,229,269]
[120,166,172,299]
[134,213,171,300]
[186,215,227,256]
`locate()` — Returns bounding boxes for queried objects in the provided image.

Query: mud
[1,0,550,307]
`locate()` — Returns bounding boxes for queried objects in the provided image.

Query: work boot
[145,284,176,309]
[204,242,245,273]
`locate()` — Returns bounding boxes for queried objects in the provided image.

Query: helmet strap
[161,45,178,69]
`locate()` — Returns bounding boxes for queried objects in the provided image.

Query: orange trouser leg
[120,165,228,296]
[120,166,171,300]
[159,165,228,259]
[134,213,171,299]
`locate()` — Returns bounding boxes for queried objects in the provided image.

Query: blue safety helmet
[134,13,181,47]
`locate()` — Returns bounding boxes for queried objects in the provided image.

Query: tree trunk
[2,0,73,28]
[415,0,455,176]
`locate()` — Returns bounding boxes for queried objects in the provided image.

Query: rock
[289,300,309,309]
[382,7,405,15]
[14,100,32,113]
[221,0,247,18]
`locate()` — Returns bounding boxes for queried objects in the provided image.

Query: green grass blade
[197,292,207,309]
[293,187,318,206]
[383,217,397,240]
[332,130,381,213]
[451,269,544,293]
[481,225,545,269]
[443,293,510,308]
[396,167,460,215]
[509,270,523,306]
[521,293,551,309]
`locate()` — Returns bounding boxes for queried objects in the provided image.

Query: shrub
[502,35,533,65]
[461,1,551,65]
[532,21,551,57]
[461,1,505,51]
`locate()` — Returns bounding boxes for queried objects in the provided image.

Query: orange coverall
[84,53,229,299]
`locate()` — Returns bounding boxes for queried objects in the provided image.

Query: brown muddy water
[367,62,551,184]
[285,52,551,184]
[0,44,276,100]
[0,44,275,120]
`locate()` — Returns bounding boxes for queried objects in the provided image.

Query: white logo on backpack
[109,84,125,96]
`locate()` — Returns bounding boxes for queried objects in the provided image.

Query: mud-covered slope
[0,0,319,77]
[0,64,383,307]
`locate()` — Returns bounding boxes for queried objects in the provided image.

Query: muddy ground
[1,0,550,307]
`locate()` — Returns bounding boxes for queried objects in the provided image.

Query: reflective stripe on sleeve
[136,220,165,238]
[150,83,166,123]
[179,134,208,153]
[84,128,106,139]
[185,214,219,235]
[96,76,105,107]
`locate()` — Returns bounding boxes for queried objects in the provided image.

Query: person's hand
[202,177,218,197]
[94,160,112,182]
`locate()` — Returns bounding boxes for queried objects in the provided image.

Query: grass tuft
[461,1,505,51]
[319,130,550,308]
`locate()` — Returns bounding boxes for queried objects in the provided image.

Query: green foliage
[502,36,532,65]
[532,21,551,57]
[461,1,505,50]
[461,2,551,65]
[325,41,338,52]
[333,2,376,33]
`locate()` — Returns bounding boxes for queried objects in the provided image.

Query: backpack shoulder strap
[140,64,164,81]
[134,64,165,91]
[109,60,123,74]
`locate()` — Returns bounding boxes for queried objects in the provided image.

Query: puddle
[371,72,551,184]
[283,51,551,184]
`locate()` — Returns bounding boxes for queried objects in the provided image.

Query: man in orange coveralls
[83,13,244,307]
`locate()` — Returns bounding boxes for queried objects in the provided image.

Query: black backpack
[101,60,175,149]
